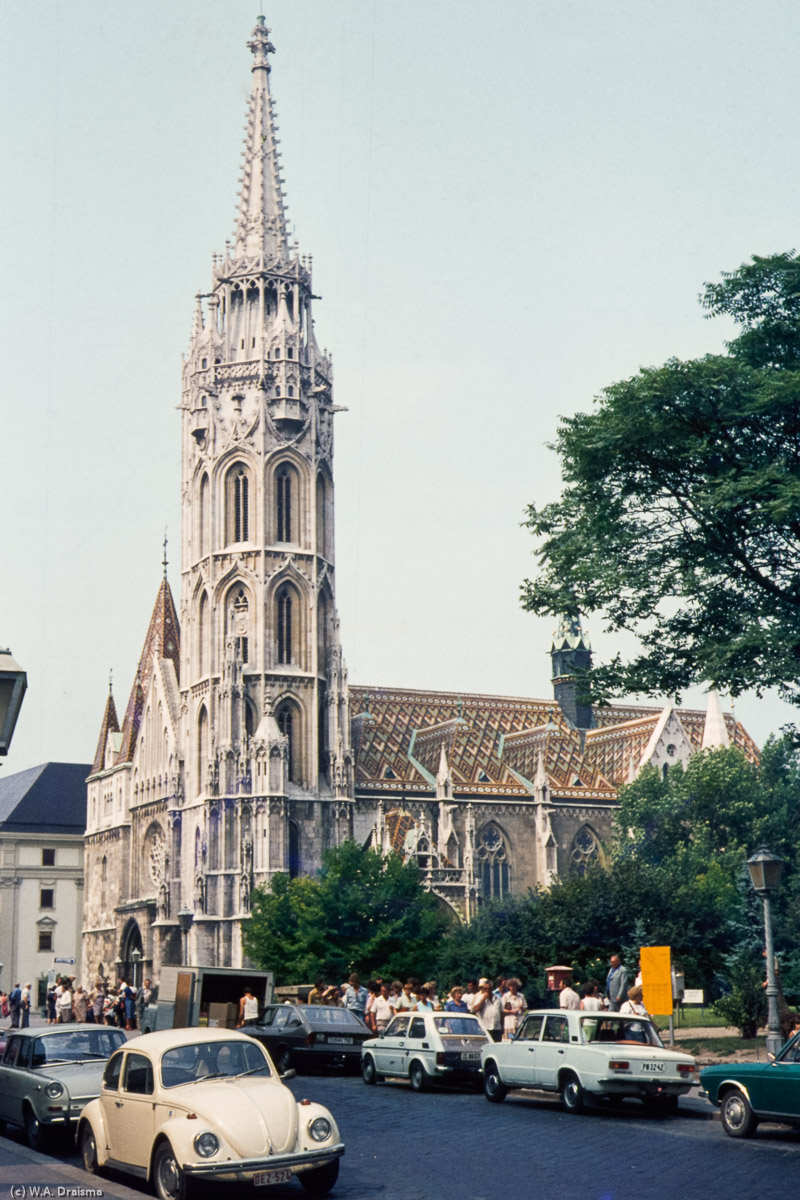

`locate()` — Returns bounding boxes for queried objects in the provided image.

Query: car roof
[6,1024,114,1038]
[121,1028,258,1055]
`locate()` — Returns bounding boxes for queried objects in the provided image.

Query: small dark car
[244,1005,371,1073]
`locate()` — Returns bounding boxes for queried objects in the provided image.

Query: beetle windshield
[31,1029,125,1066]
[579,1017,664,1047]
[161,1039,272,1087]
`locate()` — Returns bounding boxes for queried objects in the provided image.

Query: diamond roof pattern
[350,685,757,799]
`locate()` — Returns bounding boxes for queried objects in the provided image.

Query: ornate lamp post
[177,908,194,966]
[0,649,27,756]
[746,846,784,1058]
[130,947,142,990]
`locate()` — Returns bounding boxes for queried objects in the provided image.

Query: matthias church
[82,19,756,981]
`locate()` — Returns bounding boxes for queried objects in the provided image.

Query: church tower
[178,17,353,964]
[550,613,593,731]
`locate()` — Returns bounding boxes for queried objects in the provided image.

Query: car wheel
[483,1063,508,1103]
[275,1045,293,1074]
[409,1060,429,1092]
[80,1122,103,1175]
[23,1105,47,1151]
[362,1055,378,1085]
[299,1159,340,1197]
[560,1072,585,1114]
[153,1141,189,1200]
[720,1089,758,1139]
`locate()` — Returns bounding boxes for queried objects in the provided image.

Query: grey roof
[0,763,89,834]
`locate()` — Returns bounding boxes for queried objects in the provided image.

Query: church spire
[233,16,290,263]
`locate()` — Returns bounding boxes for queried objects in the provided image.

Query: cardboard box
[208,1001,239,1029]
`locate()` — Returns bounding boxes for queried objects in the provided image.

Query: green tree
[521,252,800,705]
[242,841,451,984]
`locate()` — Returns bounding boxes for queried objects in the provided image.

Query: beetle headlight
[193,1131,219,1158]
[308,1117,332,1142]
[45,1082,64,1099]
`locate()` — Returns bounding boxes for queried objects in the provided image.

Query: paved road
[0,1073,798,1200]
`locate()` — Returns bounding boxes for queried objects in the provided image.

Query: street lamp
[177,908,194,966]
[0,649,27,756]
[746,846,785,1058]
[130,947,142,989]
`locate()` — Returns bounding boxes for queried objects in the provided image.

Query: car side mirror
[280,1067,296,1081]
[768,1052,776,1063]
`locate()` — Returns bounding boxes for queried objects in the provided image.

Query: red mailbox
[545,965,574,991]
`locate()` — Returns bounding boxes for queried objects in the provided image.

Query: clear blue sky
[3,0,799,774]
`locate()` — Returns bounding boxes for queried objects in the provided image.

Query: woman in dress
[502,978,526,1040]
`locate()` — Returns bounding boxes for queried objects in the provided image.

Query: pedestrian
[91,982,106,1025]
[414,986,434,1014]
[471,977,503,1042]
[444,987,468,1013]
[462,980,478,1008]
[605,954,629,1012]
[56,981,73,1023]
[558,977,581,1010]
[238,988,259,1027]
[8,983,22,1028]
[394,979,417,1011]
[73,985,89,1023]
[580,981,604,1011]
[136,978,153,1027]
[364,981,381,1032]
[373,983,394,1032]
[619,985,648,1017]
[21,983,31,1028]
[0,992,7,1020]
[343,973,368,1022]
[422,980,441,1010]
[502,978,527,1039]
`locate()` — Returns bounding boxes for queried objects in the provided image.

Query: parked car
[481,1010,697,1113]
[244,1003,371,1073]
[361,1012,489,1091]
[0,1024,126,1149]
[700,1029,800,1137]
[77,1027,343,1200]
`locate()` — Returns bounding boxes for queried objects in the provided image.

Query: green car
[700,1031,800,1138]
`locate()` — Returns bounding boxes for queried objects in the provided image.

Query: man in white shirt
[471,977,503,1042]
[559,978,581,1010]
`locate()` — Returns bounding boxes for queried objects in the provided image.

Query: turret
[550,613,593,731]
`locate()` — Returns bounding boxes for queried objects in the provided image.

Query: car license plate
[462,1051,480,1061]
[641,1062,665,1073]
[328,1037,353,1045]
[254,1169,293,1187]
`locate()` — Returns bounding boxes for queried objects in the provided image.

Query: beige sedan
[77,1027,343,1199]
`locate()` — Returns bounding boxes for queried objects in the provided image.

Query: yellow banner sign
[640,945,672,1016]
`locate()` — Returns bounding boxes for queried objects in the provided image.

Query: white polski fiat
[77,1027,344,1199]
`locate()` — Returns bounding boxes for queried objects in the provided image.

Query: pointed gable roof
[91,688,120,774]
[117,579,180,765]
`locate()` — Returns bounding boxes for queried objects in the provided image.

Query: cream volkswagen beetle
[77,1028,343,1199]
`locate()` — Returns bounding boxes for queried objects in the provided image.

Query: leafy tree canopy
[242,841,452,985]
[522,251,800,704]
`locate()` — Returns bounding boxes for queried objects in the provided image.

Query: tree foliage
[242,841,452,984]
[522,251,800,704]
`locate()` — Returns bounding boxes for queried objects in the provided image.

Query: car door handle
[557,1049,565,1055]
[114,1101,124,1107]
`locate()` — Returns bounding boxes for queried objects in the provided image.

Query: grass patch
[673,1036,764,1057]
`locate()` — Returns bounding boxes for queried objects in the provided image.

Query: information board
[640,945,672,1015]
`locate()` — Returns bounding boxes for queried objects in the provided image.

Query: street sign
[683,988,704,1004]
[54,957,76,965]
[640,945,672,1015]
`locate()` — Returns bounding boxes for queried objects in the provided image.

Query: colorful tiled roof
[349,685,757,800]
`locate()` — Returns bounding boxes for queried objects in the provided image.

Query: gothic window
[198,592,209,677]
[276,586,294,664]
[276,466,293,542]
[208,808,221,871]
[569,826,601,877]
[197,706,209,797]
[288,821,300,878]
[100,856,108,911]
[477,824,510,901]
[231,587,250,663]
[317,591,329,669]
[316,473,331,558]
[226,464,251,544]
[199,474,209,556]
[277,703,297,782]
[144,823,166,889]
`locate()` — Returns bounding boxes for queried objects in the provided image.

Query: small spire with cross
[162,529,168,581]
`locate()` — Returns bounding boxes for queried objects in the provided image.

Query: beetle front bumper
[182,1142,345,1181]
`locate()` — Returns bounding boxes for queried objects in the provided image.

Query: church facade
[81,20,757,984]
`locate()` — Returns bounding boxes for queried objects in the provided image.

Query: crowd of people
[303,954,651,1041]
[1,976,154,1031]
